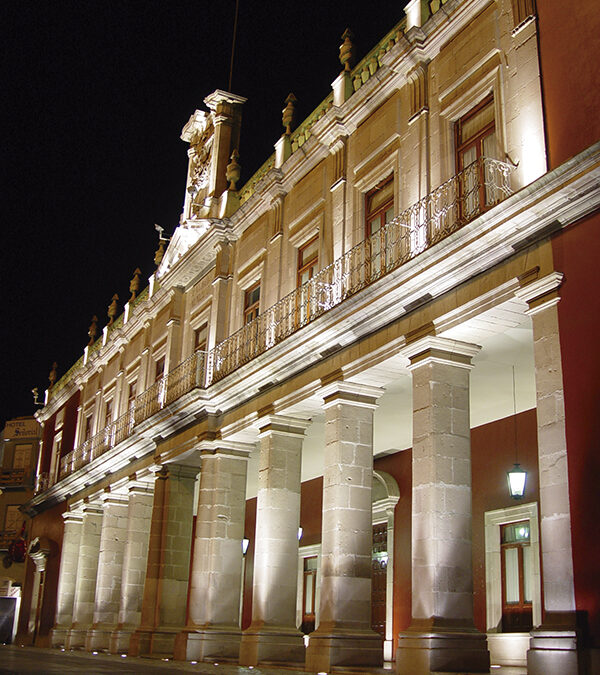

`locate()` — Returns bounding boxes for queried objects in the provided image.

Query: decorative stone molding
[515,271,564,316]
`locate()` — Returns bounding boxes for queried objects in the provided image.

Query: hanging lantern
[507,463,527,499]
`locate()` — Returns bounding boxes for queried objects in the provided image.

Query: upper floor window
[155,356,165,382]
[297,236,319,287]
[365,177,394,237]
[194,324,208,352]
[13,444,32,469]
[128,380,137,409]
[104,399,113,427]
[455,94,496,171]
[244,283,261,324]
[84,413,94,441]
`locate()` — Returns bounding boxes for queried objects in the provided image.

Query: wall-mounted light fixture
[242,537,250,555]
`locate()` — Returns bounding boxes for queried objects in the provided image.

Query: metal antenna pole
[228,0,240,92]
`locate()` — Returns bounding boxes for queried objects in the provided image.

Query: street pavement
[0,645,528,674]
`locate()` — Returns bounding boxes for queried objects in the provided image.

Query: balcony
[0,531,17,550]
[0,468,32,489]
[55,157,513,484]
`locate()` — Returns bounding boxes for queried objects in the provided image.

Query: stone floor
[0,645,528,674]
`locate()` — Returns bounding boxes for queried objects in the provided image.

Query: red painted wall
[471,410,540,632]
[537,0,600,169]
[552,213,600,645]
[373,450,412,648]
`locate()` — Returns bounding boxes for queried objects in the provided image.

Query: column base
[305,627,383,672]
[527,628,583,675]
[84,624,115,651]
[396,626,490,674]
[50,626,69,648]
[65,625,91,650]
[128,626,180,658]
[109,626,136,654]
[239,625,305,666]
[174,625,241,661]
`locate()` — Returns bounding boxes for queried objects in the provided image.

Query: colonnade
[50,277,579,673]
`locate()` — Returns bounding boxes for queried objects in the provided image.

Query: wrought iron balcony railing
[58,350,206,480]
[53,158,512,485]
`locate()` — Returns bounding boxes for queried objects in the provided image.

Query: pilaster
[109,479,154,653]
[51,510,84,647]
[65,503,103,649]
[395,336,490,675]
[305,382,384,673]
[85,493,129,651]
[516,274,582,675]
[239,415,310,667]
[175,441,253,662]
[129,464,197,658]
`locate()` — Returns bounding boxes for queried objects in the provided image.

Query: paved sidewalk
[0,645,528,674]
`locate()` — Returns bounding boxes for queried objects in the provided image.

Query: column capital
[515,271,563,316]
[81,502,104,516]
[99,492,129,507]
[403,336,481,370]
[321,380,384,409]
[62,511,84,525]
[196,439,254,460]
[162,463,200,481]
[257,414,311,438]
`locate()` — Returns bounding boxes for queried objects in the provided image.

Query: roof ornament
[87,315,99,346]
[339,28,356,72]
[154,224,170,268]
[129,268,142,302]
[226,149,241,191]
[48,362,58,388]
[282,93,297,135]
[107,294,119,326]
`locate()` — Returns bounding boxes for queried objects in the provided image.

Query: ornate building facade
[16,1,600,673]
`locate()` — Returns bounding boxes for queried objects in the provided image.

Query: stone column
[109,480,154,653]
[128,464,196,658]
[65,503,103,649]
[239,415,310,667]
[85,493,129,651]
[396,336,490,675]
[175,441,253,661]
[305,382,384,673]
[51,510,83,647]
[516,274,581,675]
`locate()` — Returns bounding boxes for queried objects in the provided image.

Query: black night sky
[1,1,405,427]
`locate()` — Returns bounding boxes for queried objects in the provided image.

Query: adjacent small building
[0,416,40,643]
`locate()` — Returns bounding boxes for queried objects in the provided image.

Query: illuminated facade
[17,1,600,673]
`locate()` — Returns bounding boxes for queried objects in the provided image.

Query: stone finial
[87,315,99,346]
[107,294,119,326]
[282,93,297,135]
[154,239,166,267]
[48,362,58,387]
[339,28,356,72]
[226,149,241,190]
[129,268,142,302]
